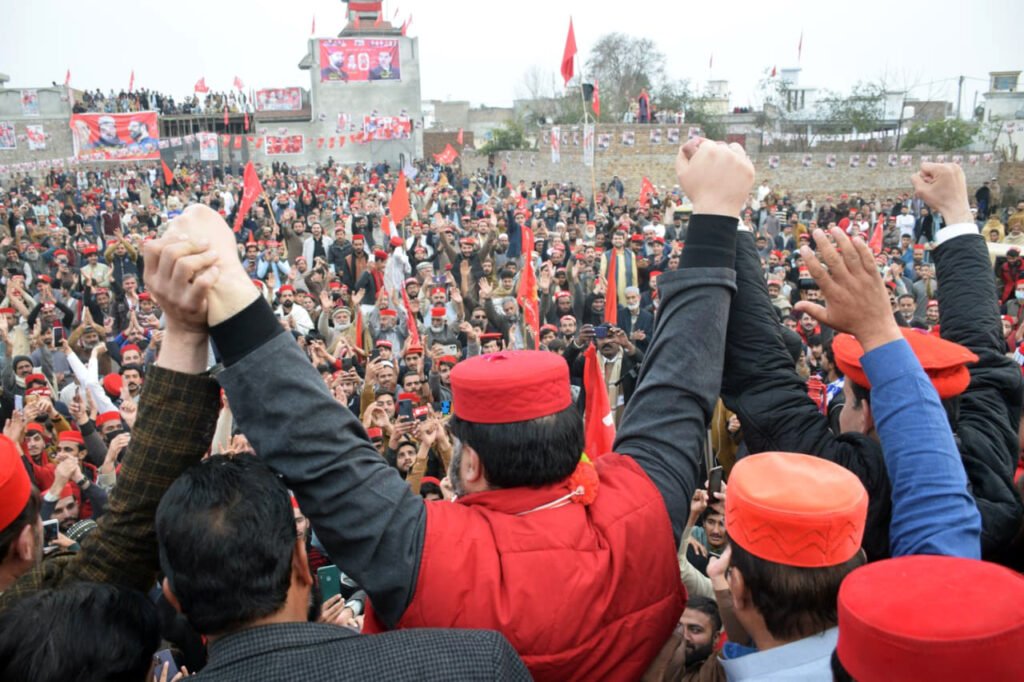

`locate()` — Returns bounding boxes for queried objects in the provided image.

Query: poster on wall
[597,133,611,151]
[21,90,40,116]
[265,135,304,155]
[320,38,401,82]
[362,115,412,140]
[26,125,46,151]
[0,122,16,150]
[68,112,160,160]
[197,132,219,161]
[666,128,680,144]
[255,88,302,112]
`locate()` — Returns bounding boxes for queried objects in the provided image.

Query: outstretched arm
[615,139,752,545]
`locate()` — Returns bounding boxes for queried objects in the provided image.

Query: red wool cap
[0,308,13,315]
[404,345,424,356]
[0,436,31,529]
[367,427,383,440]
[833,328,977,400]
[375,340,393,348]
[380,309,398,318]
[278,285,295,294]
[24,373,47,387]
[398,392,419,402]
[390,236,404,248]
[437,355,459,366]
[102,373,123,398]
[373,249,388,260]
[122,344,142,356]
[81,245,98,255]
[726,452,868,568]
[451,351,571,424]
[95,411,122,427]
[837,555,1024,681]
[431,307,447,318]
[58,430,85,445]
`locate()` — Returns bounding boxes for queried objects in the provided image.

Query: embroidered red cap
[0,436,31,529]
[726,451,868,568]
[837,555,1024,681]
[451,351,571,424]
[58,430,85,445]
[431,307,447,318]
[95,411,122,427]
[833,328,977,400]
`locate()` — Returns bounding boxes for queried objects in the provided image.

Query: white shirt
[896,213,916,238]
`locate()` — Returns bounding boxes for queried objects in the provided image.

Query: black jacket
[933,233,1024,560]
[721,232,893,561]
[563,340,644,411]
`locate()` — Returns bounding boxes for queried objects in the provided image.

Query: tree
[817,81,886,134]
[585,33,666,119]
[901,119,979,151]
[478,121,531,155]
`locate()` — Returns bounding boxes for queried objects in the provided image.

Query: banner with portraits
[0,122,15,150]
[361,115,412,141]
[25,125,46,151]
[69,111,160,161]
[265,135,305,156]
[196,132,219,161]
[320,38,401,82]
[255,88,302,112]
[21,90,39,116]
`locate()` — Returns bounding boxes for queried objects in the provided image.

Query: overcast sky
[2,0,1021,115]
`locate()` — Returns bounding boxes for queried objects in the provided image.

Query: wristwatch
[75,477,89,489]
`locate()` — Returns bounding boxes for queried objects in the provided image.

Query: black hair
[729,539,865,642]
[685,595,723,634]
[449,404,583,489]
[0,582,160,682]
[0,487,40,561]
[156,455,297,636]
[120,362,145,378]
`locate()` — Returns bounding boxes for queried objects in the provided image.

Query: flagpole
[576,55,598,204]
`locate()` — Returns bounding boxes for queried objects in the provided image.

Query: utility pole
[956,75,965,119]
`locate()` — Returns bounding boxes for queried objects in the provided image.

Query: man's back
[193,623,530,681]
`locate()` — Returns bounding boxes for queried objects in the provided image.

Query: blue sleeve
[861,339,982,558]
[506,211,522,259]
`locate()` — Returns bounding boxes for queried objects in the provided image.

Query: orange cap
[833,328,978,400]
[726,452,868,568]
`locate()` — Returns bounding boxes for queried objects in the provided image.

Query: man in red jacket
[155,137,754,680]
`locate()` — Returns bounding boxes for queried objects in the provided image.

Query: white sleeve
[65,350,119,414]
[935,222,979,247]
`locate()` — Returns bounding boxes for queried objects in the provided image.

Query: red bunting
[457,128,464,145]
[223,107,229,127]
[233,136,242,149]
[234,76,245,90]
[338,136,346,147]
[328,137,335,148]
[243,111,249,132]
[561,18,577,85]
[317,138,324,149]
[583,344,616,457]
[233,161,264,233]
[254,137,264,147]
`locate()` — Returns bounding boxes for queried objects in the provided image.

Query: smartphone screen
[397,399,413,421]
[439,401,451,416]
[14,395,23,412]
[594,325,609,339]
[52,327,66,345]
[43,519,59,545]
[708,466,724,496]
[317,565,342,601]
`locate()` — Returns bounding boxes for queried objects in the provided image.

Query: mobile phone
[43,518,59,545]
[412,405,430,422]
[594,324,609,339]
[52,327,66,345]
[443,344,458,357]
[14,395,22,412]
[152,649,177,681]
[317,565,342,602]
[708,466,724,497]
[439,401,451,416]
[397,399,414,421]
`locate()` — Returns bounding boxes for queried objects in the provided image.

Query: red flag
[389,172,410,225]
[592,78,601,117]
[129,69,135,93]
[517,227,540,347]
[254,137,264,147]
[374,12,382,27]
[311,14,316,35]
[399,286,421,348]
[233,76,244,90]
[233,136,242,149]
[328,137,335,148]
[380,214,392,237]
[317,138,324,149]
[798,30,803,62]
[161,160,174,186]
[338,136,345,148]
[223,107,229,127]
[243,111,249,132]
[353,309,365,353]
[604,252,618,326]
[457,128,464,145]
[868,216,884,255]
[561,18,577,85]
[433,143,459,165]
[353,13,360,28]
[770,65,777,78]
[194,77,209,94]
[638,176,655,207]
[401,14,412,35]
[64,69,71,86]
[583,344,616,457]
[233,161,264,233]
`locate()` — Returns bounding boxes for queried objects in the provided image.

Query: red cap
[833,328,978,399]
[37,275,53,284]
[630,234,644,243]
[352,234,365,243]
[554,291,571,300]
[81,245,98,255]
[451,351,571,424]
[480,332,503,342]
[398,392,419,402]
[25,423,48,441]
[380,309,398,318]
[540,324,557,334]
[429,286,446,297]
[404,345,424,356]
[102,373,123,398]
[438,355,458,366]
[0,436,31,529]
[122,344,141,356]
[373,249,388,260]
[375,340,393,348]
[138,292,152,302]
[95,411,122,427]
[367,427,384,440]
[58,430,85,446]
[278,285,295,294]
[913,244,925,252]
[0,308,13,315]
[837,555,1024,681]
[390,236,404,248]
[420,476,442,487]
[431,307,447,318]
[460,237,476,246]
[24,373,47,387]
[727,452,868,568]
[53,249,69,258]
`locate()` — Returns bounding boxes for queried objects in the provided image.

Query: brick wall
[461,124,1002,200]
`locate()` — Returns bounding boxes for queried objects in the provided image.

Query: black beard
[282,301,293,310]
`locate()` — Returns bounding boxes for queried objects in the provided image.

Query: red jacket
[364,454,686,681]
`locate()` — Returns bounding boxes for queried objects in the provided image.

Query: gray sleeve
[82,426,108,468]
[216,331,426,628]
[613,216,737,545]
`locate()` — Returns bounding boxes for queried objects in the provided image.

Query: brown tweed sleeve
[0,366,221,608]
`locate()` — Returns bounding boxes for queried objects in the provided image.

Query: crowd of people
[71,88,253,116]
[0,134,1023,681]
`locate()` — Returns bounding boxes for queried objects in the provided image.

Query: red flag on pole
[194,78,209,94]
[380,214,392,237]
[604,252,618,326]
[233,136,242,149]
[353,309,366,353]
[798,30,803,62]
[64,69,71,86]
[868,216,884,255]
[389,172,410,225]
[583,344,616,457]
[592,78,601,117]
[457,128,464,145]
[311,14,316,35]
[400,286,421,348]
[223,107,229,127]
[161,160,174,186]
[638,176,655,207]
[374,12,382,27]
[433,144,459,165]
[771,65,777,78]
[243,111,249,132]
[233,76,244,90]
[233,161,264,233]
[129,70,135,93]
[517,227,540,347]
[561,18,577,86]
[353,13,361,28]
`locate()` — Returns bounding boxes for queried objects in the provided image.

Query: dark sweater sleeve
[614,215,737,544]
